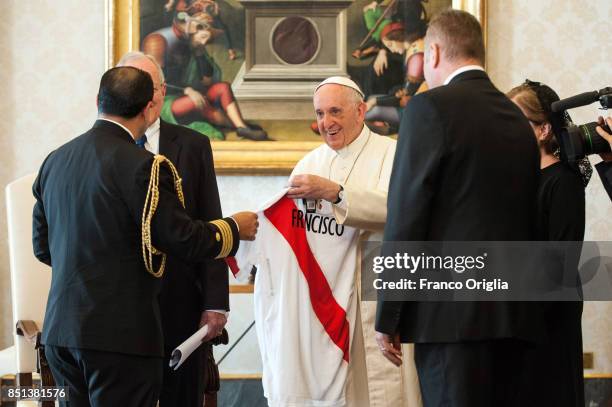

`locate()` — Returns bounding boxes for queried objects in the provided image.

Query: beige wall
[0,0,610,374]
[0,0,106,349]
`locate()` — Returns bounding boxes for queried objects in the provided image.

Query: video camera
[551,87,612,162]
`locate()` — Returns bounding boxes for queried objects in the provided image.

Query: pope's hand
[231,211,259,241]
[376,331,403,366]
[287,174,341,202]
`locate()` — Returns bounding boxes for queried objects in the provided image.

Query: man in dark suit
[118,51,229,407]
[375,10,542,407]
[32,66,258,407]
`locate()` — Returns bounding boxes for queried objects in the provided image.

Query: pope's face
[313,84,365,151]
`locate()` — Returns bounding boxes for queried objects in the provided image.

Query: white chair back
[6,173,51,373]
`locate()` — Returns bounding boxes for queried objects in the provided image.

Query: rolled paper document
[169,324,209,371]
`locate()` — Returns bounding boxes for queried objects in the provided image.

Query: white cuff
[205,309,228,316]
[229,216,240,232]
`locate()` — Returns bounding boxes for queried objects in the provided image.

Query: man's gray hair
[116,51,165,84]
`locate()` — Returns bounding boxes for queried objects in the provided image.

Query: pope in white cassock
[287,77,422,407]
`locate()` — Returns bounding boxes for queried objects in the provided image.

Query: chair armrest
[15,320,40,344]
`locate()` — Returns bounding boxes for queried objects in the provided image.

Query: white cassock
[291,126,422,407]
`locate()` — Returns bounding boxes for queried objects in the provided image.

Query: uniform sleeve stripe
[210,219,233,259]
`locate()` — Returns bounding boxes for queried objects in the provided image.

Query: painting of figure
[137,0,453,143]
[108,0,481,171]
[351,0,430,135]
[141,0,269,140]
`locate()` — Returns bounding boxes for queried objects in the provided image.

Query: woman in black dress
[508,80,590,407]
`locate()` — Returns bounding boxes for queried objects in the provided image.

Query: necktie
[136,135,148,149]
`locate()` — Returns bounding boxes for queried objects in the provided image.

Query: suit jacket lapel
[159,119,181,166]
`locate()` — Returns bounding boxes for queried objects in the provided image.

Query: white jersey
[231,190,360,407]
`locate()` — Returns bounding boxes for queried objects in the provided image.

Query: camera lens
[578,122,612,156]
[557,122,612,162]
[557,126,584,162]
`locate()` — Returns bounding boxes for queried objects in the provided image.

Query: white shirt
[144,118,161,154]
[443,65,485,85]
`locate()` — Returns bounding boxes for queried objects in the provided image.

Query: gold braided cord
[210,219,234,259]
[141,154,185,278]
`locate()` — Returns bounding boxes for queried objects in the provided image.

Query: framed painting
[106,0,486,174]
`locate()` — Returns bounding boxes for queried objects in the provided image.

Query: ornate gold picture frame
[106,0,486,175]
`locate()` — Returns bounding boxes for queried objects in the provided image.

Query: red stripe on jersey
[225,256,239,277]
[264,196,350,363]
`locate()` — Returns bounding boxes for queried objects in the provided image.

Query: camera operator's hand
[596,116,612,162]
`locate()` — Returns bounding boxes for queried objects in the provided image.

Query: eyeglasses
[153,83,166,93]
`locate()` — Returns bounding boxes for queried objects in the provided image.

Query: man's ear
[430,43,441,69]
[161,82,167,98]
[356,100,367,120]
[147,100,155,112]
[142,100,155,123]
